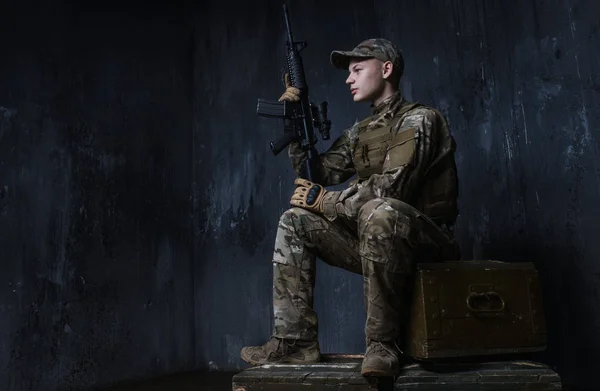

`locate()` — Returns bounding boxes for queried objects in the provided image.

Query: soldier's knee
[358,198,417,245]
[281,207,311,223]
[279,207,317,236]
[281,207,303,221]
[358,198,396,230]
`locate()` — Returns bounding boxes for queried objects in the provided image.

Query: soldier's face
[345,58,386,103]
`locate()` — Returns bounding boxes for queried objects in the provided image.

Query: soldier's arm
[288,132,355,187]
[320,108,440,222]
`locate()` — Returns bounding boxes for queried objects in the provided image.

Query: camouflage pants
[272,197,459,342]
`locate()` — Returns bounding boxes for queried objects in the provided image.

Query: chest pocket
[353,124,394,180]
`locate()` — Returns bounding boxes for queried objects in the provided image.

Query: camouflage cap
[330,38,404,77]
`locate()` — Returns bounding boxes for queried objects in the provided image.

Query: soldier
[241,38,460,377]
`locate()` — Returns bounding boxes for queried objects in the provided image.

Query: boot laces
[268,336,300,356]
[367,340,403,357]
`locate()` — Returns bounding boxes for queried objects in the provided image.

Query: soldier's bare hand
[290,178,326,214]
[278,73,300,102]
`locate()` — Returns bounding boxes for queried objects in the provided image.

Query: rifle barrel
[283,4,294,47]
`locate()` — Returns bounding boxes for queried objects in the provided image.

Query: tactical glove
[278,73,301,102]
[290,178,326,214]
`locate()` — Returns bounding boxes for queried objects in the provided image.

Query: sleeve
[288,130,357,187]
[320,108,440,222]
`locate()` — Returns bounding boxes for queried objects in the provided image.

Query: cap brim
[330,50,374,70]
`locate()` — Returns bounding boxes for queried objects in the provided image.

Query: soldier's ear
[382,61,394,80]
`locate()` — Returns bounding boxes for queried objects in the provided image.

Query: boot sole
[241,352,320,366]
[361,367,396,377]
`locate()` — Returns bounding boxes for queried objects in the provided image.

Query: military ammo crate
[406,261,547,360]
[232,355,562,390]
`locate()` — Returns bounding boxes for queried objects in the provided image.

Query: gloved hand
[278,73,300,102]
[290,178,327,213]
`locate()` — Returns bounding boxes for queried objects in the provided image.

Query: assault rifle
[256,4,331,182]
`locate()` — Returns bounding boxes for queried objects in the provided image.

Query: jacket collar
[370,90,404,116]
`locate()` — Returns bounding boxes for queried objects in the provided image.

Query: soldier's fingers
[290,191,307,202]
[291,191,306,201]
[278,89,293,101]
[289,199,306,208]
[281,92,300,102]
[284,73,291,88]
[287,87,300,95]
[294,178,312,187]
[292,187,304,196]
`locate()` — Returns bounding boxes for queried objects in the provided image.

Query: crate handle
[466,291,506,313]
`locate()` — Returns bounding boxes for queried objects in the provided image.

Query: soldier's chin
[352,93,367,102]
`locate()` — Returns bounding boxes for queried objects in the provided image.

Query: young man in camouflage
[241,38,460,377]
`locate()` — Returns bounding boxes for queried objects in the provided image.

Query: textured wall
[0,1,195,390]
[194,1,600,390]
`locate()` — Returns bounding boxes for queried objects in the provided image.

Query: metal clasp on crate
[466,284,506,317]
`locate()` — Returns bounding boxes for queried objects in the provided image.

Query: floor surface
[97,371,236,391]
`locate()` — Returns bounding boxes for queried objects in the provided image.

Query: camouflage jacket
[288,91,452,223]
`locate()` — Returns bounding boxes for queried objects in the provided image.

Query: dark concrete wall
[1,0,599,390]
[195,1,600,390]
[0,1,195,390]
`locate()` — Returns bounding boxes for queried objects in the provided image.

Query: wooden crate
[232,355,562,390]
[407,261,547,359]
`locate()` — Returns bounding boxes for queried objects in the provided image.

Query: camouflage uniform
[274,86,459,343]
[245,39,459,366]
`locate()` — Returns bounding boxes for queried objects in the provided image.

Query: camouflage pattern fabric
[289,91,455,224]
[330,38,405,78]
[272,198,459,341]
[276,89,458,343]
[287,90,407,188]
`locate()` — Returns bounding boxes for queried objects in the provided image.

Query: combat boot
[361,339,401,377]
[240,336,320,365]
